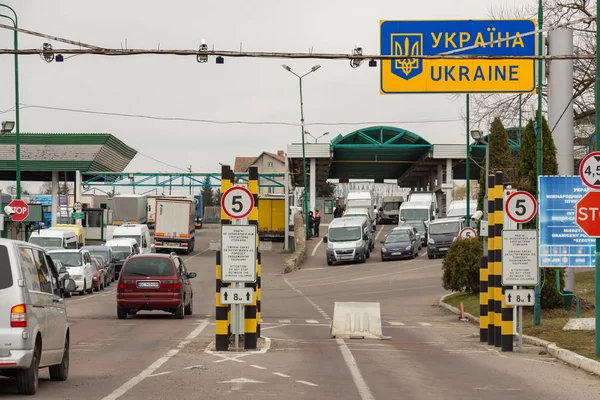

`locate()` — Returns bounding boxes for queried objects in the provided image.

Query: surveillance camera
[4,205,15,216]
[471,210,483,222]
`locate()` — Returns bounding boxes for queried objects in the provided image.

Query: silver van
[0,239,76,395]
[323,216,371,265]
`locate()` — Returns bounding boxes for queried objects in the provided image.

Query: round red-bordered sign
[221,186,254,219]
[579,151,600,189]
[459,227,477,239]
[505,191,537,223]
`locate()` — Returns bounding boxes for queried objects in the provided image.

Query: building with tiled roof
[233,150,285,194]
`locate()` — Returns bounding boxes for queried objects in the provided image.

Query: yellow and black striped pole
[496,171,514,351]
[479,253,488,342]
[244,166,259,349]
[256,250,261,338]
[493,171,504,348]
[216,164,233,351]
[487,173,495,346]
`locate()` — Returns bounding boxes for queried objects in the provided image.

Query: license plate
[137,280,160,288]
[392,252,402,255]
[439,247,449,251]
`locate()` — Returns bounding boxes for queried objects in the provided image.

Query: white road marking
[204,337,271,363]
[251,365,267,370]
[284,277,374,400]
[306,320,319,324]
[418,322,432,327]
[183,248,210,262]
[261,324,287,331]
[184,364,205,370]
[337,338,376,400]
[101,320,209,400]
[388,322,405,326]
[148,371,173,378]
[374,227,384,242]
[311,239,323,256]
[278,319,291,323]
[273,372,291,378]
[296,380,319,387]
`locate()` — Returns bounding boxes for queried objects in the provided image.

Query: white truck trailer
[154,198,195,255]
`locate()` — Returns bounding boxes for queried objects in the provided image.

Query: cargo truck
[112,194,148,225]
[194,195,203,229]
[258,195,285,241]
[147,195,195,229]
[154,199,195,254]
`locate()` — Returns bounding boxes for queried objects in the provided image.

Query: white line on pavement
[101,320,209,400]
[251,365,268,370]
[278,319,291,323]
[306,320,319,324]
[418,322,432,326]
[374,227,384,242]
[183,248,210,262]
[273,372,291,378]
[336,338,375,400]
[297,380,319,387]
[311,238,323,257]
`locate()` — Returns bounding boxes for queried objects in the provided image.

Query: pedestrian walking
[314,210,321,237]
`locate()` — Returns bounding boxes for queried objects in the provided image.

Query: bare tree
[469,0,596,156]
[39,181,72,195]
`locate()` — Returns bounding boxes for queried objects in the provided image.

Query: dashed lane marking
[306,320,319,324]
[251,365,267,370]
[418,322,432,327]
[273,372,291,378]
[388,322,405,326]
[297,380,319,387]
[278,319,291,323]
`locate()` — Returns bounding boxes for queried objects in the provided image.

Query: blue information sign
[538,176,595,268]
[379,19,536,93]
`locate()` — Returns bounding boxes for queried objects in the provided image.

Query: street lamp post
[282,64,321,240]
[305,131,330,143]
[0,4,20,199]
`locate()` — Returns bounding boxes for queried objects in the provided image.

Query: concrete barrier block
[330,302,390,340]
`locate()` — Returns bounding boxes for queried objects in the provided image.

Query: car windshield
[328,226,362,242]
[429,222,460,235]
[114,235,141,245]
[49,252,83,267]
[385,232,411,242]
[382,202,400,211]
[110,246,132,261]
[121,258,174,277]
[89,252,107,263]
[29,237,62,248]
[403,221,426,233]
[400,209,429,221]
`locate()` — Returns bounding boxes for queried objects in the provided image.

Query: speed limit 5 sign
[505,191,537,224]
[221,186,254,219]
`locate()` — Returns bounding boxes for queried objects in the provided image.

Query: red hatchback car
[116,253,196,319]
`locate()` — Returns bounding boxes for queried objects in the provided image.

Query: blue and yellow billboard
[380,20,536,93]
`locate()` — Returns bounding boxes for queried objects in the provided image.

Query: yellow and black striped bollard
[487,174,495,346]
[244,166,259,349]
[215,164,232,351]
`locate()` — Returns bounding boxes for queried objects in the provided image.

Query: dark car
[380,229,418,261]
[427,217,465,259]
[82,245,116,283]
[116,253,197,319]
[401,220,428,246]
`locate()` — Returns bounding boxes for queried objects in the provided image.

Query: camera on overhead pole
[350,43,363,68]
[196,39,208,63]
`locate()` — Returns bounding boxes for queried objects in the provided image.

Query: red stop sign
[576,192,600,237]
[8,199,29,222]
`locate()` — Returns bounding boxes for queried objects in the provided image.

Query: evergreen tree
[201,177,214,208]
[515,114,562,308]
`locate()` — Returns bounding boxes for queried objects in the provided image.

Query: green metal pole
[595,0,600,358]
[466,94,471,227]
[0,5,19,199]
[519,94,522,143]
[299,76,310,240]
[533,0,543,326]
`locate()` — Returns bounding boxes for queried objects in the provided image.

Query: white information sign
[502,229,539,285]
[504,289,535,306]
[221,225,257,283]
[220,287,254,305]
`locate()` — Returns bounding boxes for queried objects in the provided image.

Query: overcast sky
[0,0,520,186]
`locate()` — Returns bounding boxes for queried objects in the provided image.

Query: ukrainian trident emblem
[391,34,423,80]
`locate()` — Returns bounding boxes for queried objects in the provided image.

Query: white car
[48,249,94,295]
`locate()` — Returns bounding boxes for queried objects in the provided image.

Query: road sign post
[218,176,258,352]
[8,199,28,222]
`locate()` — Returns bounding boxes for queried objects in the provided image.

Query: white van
[399,201,436,226]
[29,229,78,250]
[111,224,152,254]
[342,208,374,251]
[323,216,371,265]
[0,239,77,395]
[105,238,140,279]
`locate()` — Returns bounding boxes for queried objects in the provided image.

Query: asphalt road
[1,223,598,399]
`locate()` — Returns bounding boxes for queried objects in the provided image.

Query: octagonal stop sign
[8,199,29,222]
[575,192,600,237]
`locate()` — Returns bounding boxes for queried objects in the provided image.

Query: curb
[439,293,600,376]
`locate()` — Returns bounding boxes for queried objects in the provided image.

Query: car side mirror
[380,240,384,244]
[187,272,197,279]
[363,234,368,240]
[323,236,327,243]
[379,207,383,212]
[63,278,76,293]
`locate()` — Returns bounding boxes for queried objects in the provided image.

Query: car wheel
[100,281,104,290]
[184,294,193,315]
[175,303,185,319]
[16,341,40,395]
[327,259,333,266]
[117,306,128,320]
[79,280,86,296]
[64,291,72,298]
[86,282,94,294]
[366,249,370,259]
[410,249,416,259]
[49,337,69,381]
[428,253,434,259]
[111,273,115,282]
[360,252,367,263]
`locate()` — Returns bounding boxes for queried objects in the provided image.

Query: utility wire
[135,152,188,172]
[0,23,104,49]
[19,103,462,127]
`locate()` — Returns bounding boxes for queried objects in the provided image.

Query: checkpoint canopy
[0,133,137,182]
